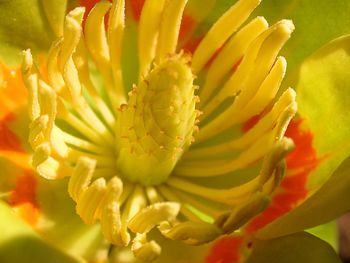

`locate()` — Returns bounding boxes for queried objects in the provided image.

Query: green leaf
[246,232,341,263]
[0,201,83,263]
[256,155,350,239]
[295,34,350,188]
[0,0,69,66]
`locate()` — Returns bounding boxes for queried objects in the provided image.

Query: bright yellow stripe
[234,56,287,123]
[57,104,109,147]
[138,0,166,77]
[166,176,259,205]
[61,129,111,155]
[59,8,115,143]
[200,16,268,107]
[171,189,221,219]
[156,0,188,59]
[0,151,31,170]
[73,38,116,129]
[186,88,296,159]
[107,0,126,101]
[22,50,40,121]
[201,20,292,120]
[177,131,275,177]
[192,0,261,74]
[47,39,65,94]
[178,100,295,177]
[85,1,126,110]
[232,21,294,111]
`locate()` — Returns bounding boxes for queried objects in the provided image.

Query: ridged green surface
[116,55,197,185]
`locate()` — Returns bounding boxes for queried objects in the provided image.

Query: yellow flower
[22,0,296,261]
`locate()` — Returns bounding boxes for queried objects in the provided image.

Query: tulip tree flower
[1,0,350,262]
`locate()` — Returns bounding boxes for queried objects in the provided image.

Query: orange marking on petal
[0,151,31,170]
[12,203,39,226]
[0,114,31,169]
[9,172,39,226]
[0,65,27,120]
[242,114,260,132]
[179,13,196,42]
[130,0,145,21]
[183,36,203,54]
[205,236,244,263]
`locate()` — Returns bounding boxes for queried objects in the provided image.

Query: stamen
[201,20,294,125]
[166,176,260,205]
[199,16,268,106]
[138,0,166,76]
[145,186,164,204]
[215,192,270,233]
[177,90,297,175]
[171,189,222,219]
[192,0,261,73]
[73,37,116,129]
[47,39,66,94]
[156,0,188,59]
[85,1,126,109]
[22,50,40,121]
[119,186,148,245]
[128,202,180,234]
[76,177,107,224]
[32,143,72,179]
[61,130,112,155]
[107,0,125,101]
[132,233,161,263]
[100,177,124,245]
[60,9,115,144]
[159,221,222,245]
[68,156,96,201]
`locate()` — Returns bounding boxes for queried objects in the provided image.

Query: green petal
[0,201,83,263]
[246,232,341,263]
[0,0,69,66]
[307,221,338,250]
[41,0,67,37]
[295,34,350,188]
[256,155,350,239]
[36,178,104,260]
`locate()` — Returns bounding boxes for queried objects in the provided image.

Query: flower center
[116,54,198,186]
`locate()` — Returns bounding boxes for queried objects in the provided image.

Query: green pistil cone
[116,54,198,186]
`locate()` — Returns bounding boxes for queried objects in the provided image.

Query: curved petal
[0,201,83,263]
[247,232,341,263]
[295,34,350,188]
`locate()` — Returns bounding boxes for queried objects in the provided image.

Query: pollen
[22,0,297,261]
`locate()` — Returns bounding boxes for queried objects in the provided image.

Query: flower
[1,0,350,263]
[21,0,298,260]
